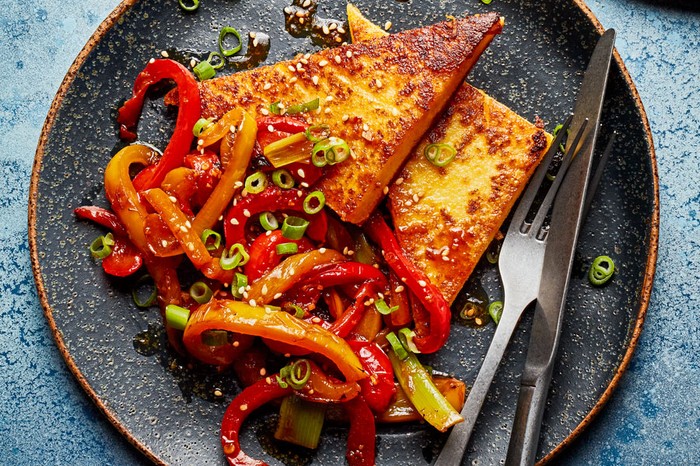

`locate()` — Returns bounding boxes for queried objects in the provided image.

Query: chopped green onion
[231,272,248,298]
[272,169,295,189]
[193,59,216,80]
[589,255,615,286]
[244,171,268,194]
[201,329,229,346]
[207,51,225,70]
[275,395,326,449]
[263,132,312,168]
[312,137,351,166]
[193,118,214,137]
[374,298,399,316]
[386,331,408,360]
[285,97,320,115]
[276,242,299,255]
[284,303,305,319]
[218,26,242,57]
[269,101,282,115]
[288,359,312,389]
[424,143,456,167]
[220,243,249,270]
[281,216,309,240]
[305,124,330,143]
[165,304,191,330]
[398,328,420,353]
[303,191,325,215]
[552,124,564,136]
[481,0,493,5]
[178,0,200,12]
[132,274,157,308]
[354,233,379,265]
[388,350,463,431]
[189,281,213,304]
[89,233,115,259]
[259,212,279,231]
[488,301,504,324]
[201,229,222,251]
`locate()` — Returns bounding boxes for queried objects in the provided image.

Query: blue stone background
[1,0,698,464]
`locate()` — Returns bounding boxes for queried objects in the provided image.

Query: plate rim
[27,0,659,464]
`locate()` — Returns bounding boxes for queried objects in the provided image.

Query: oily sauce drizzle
[283,0,349,48]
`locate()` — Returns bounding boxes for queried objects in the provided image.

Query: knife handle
[505,368,554,466]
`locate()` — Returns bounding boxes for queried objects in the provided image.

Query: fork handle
[434,299,531,466]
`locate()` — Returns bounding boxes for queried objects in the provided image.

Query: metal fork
[434,115,589,465]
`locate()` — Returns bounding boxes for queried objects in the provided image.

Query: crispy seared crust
[348,4,552,303]
[197,13,503,224]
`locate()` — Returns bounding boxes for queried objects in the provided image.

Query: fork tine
[506,114,574,237]
[529,118,590,238]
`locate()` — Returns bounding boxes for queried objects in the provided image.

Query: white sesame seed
[325,95,334,102]
[343,247,349,255]
[304,53,311,59]
[148,58,155,64]
[329,23,337,31]
[249,299,257,307]
[284,6,292,14]
[322,24,330,35]
[299,17,305,25]
[418,280,427,287]
[259,368,267,376]
[319,60,328,67]
[376,79,383,89]
[274,292,283,299]
[392,107,399,117]
[214,389,223,397]
[230,125,236,133]
[197,138,204,146]
[295,10,305,18]
[253,38,259,47]
[334,55,341,64]
[190,58,197,68]
[300,182,309,188]
[442,256,450,261]
[260,108,269,115]
[297,168,306,178]
[383,186,389,195]
[290,77,298,83]
[288,65,296,73]
[363,123,369,131]
[161,239,168,247]
[319,247,327,253]
[185,220,192,228]
[267,124,275,132]
[179,225,188,233]
[384,21,392,30]
[406,200,413,206]
[243,209,251,218]
[160,50,169,58]
[265,230,272,236]
[324,108,331,114]
[312,75,319,85]
[187,243,194,251]
[218,215,224,221]
[303,0,311,7]
[233,340,240,347]
[346,50,353,58]
[413,194,419,203]
[234,181,243,188]
[312,316,322,323]
[296,62,303,70]
[230,218,239,225]
[342,114,349,122]
[395,177,404,185]
[261,284,268,295]
[301,58,308,65]
[337,26,345,34]
[394,285,405,293]
[240,404,248,411]
[168,195,177,203]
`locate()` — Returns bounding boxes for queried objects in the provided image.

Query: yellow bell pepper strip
[142,188,233,283]
[388,346,463,432]
[191,108,257,235]
[246,249,346,305]
[293,360,360,403]
[104,144,158,253]
[221,376,293,466]
[117,59,201,191]
[183,298,367,383]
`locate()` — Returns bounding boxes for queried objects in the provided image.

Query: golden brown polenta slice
[348,4,552,303]
[197,13,504,224]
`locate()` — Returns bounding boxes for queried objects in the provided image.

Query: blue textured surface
[1,1,698,465]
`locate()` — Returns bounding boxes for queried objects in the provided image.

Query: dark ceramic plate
[29,0,658,465]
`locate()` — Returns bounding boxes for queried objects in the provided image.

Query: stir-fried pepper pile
[77,59,466,466]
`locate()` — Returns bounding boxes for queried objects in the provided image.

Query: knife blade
[504,28,616,466]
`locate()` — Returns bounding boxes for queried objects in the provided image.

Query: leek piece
[263,132,312,168]
[274,395,326,449]
[388,349,463,432]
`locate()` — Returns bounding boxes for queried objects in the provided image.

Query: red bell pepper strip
[327,283,376,338]
[101,234,144,277]
[364,214,451,354]
[255,115,308,148]
[74,206,127,236]
[347,340,396,414]
[301,262,388,290]
[244,230,315,282]
[116,59,201,191]
[345,396,377,466]
[221,377,292,466]
[224,186,327,246]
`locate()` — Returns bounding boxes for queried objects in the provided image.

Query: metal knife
[504,28,616,466]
